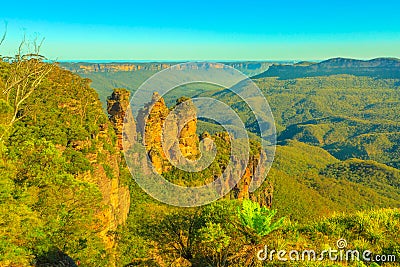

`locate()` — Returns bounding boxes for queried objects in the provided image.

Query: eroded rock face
[137,93,200,173]
[136,92,171,173]
[107,88,136,150]
[132,91,273,206]
[233,152,274,208]
[175,98,200,161]
[208,132,273,208]
[90,147,130,250]
[102,89,134,253]
[64,63,173,73]
[164,98,200,168]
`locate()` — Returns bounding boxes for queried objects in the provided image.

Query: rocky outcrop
[107,88,136,150]
[203,132,274,207]
[68,89,131,255]
[175,98,200,161]
[90,146,130,250]
[77,118,131,254]
[230,156,273,208]
[137,93,200,173]
[136,92,171,173]
[236,147,273,208]
[133,92,273,206]
[165,97,200,165]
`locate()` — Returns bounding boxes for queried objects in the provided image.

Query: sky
[1,0,400,60]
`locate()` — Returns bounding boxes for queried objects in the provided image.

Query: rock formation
[136,93,200,173]
[133,92,273,206]
[174,97,200,161]
[136,92,171,173]
[107,88,136,150]
[234,152,274,208]
[100,89,135,253]
[89,142,130,250]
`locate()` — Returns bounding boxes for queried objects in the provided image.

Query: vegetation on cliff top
[0,51,129,266]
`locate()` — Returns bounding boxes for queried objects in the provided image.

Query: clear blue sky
[1,0,399,60]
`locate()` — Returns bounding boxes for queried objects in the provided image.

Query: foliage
[0,59,118,265]
[237,199,285,243]
[197,222,231,267]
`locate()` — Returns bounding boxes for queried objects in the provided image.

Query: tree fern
[237,199,284,241]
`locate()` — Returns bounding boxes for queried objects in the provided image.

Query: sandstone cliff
[136,93,200,173]
[60,62,272,76]
[88,136,130,250]
[8,64,133,265]
[62,62,175,73]
[133,92,272,206]
[107,88,136,150]
[136,92,171,173]
[253,57,400,79]
[54,80,131,257]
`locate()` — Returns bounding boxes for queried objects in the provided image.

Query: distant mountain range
[59,61,276,76]
[60,58,400,80]
[252,57,400,79]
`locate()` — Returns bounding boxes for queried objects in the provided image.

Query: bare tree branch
[0,21,7,47]
[1,35,54,141]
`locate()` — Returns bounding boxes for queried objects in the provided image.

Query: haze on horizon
[1,0,400,61]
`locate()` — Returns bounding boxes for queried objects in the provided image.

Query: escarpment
[43,69,132,248]
[60,86,131,253]
[59,86,132,253]
[60,62,272,77]
[0,63,131,265]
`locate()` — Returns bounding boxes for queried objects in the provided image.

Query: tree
[197,222,231,267]
[0,35,54,140]
[149,200,245,267]
[155,209,202,262]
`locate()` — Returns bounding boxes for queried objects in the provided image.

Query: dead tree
[1,35,54,140]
